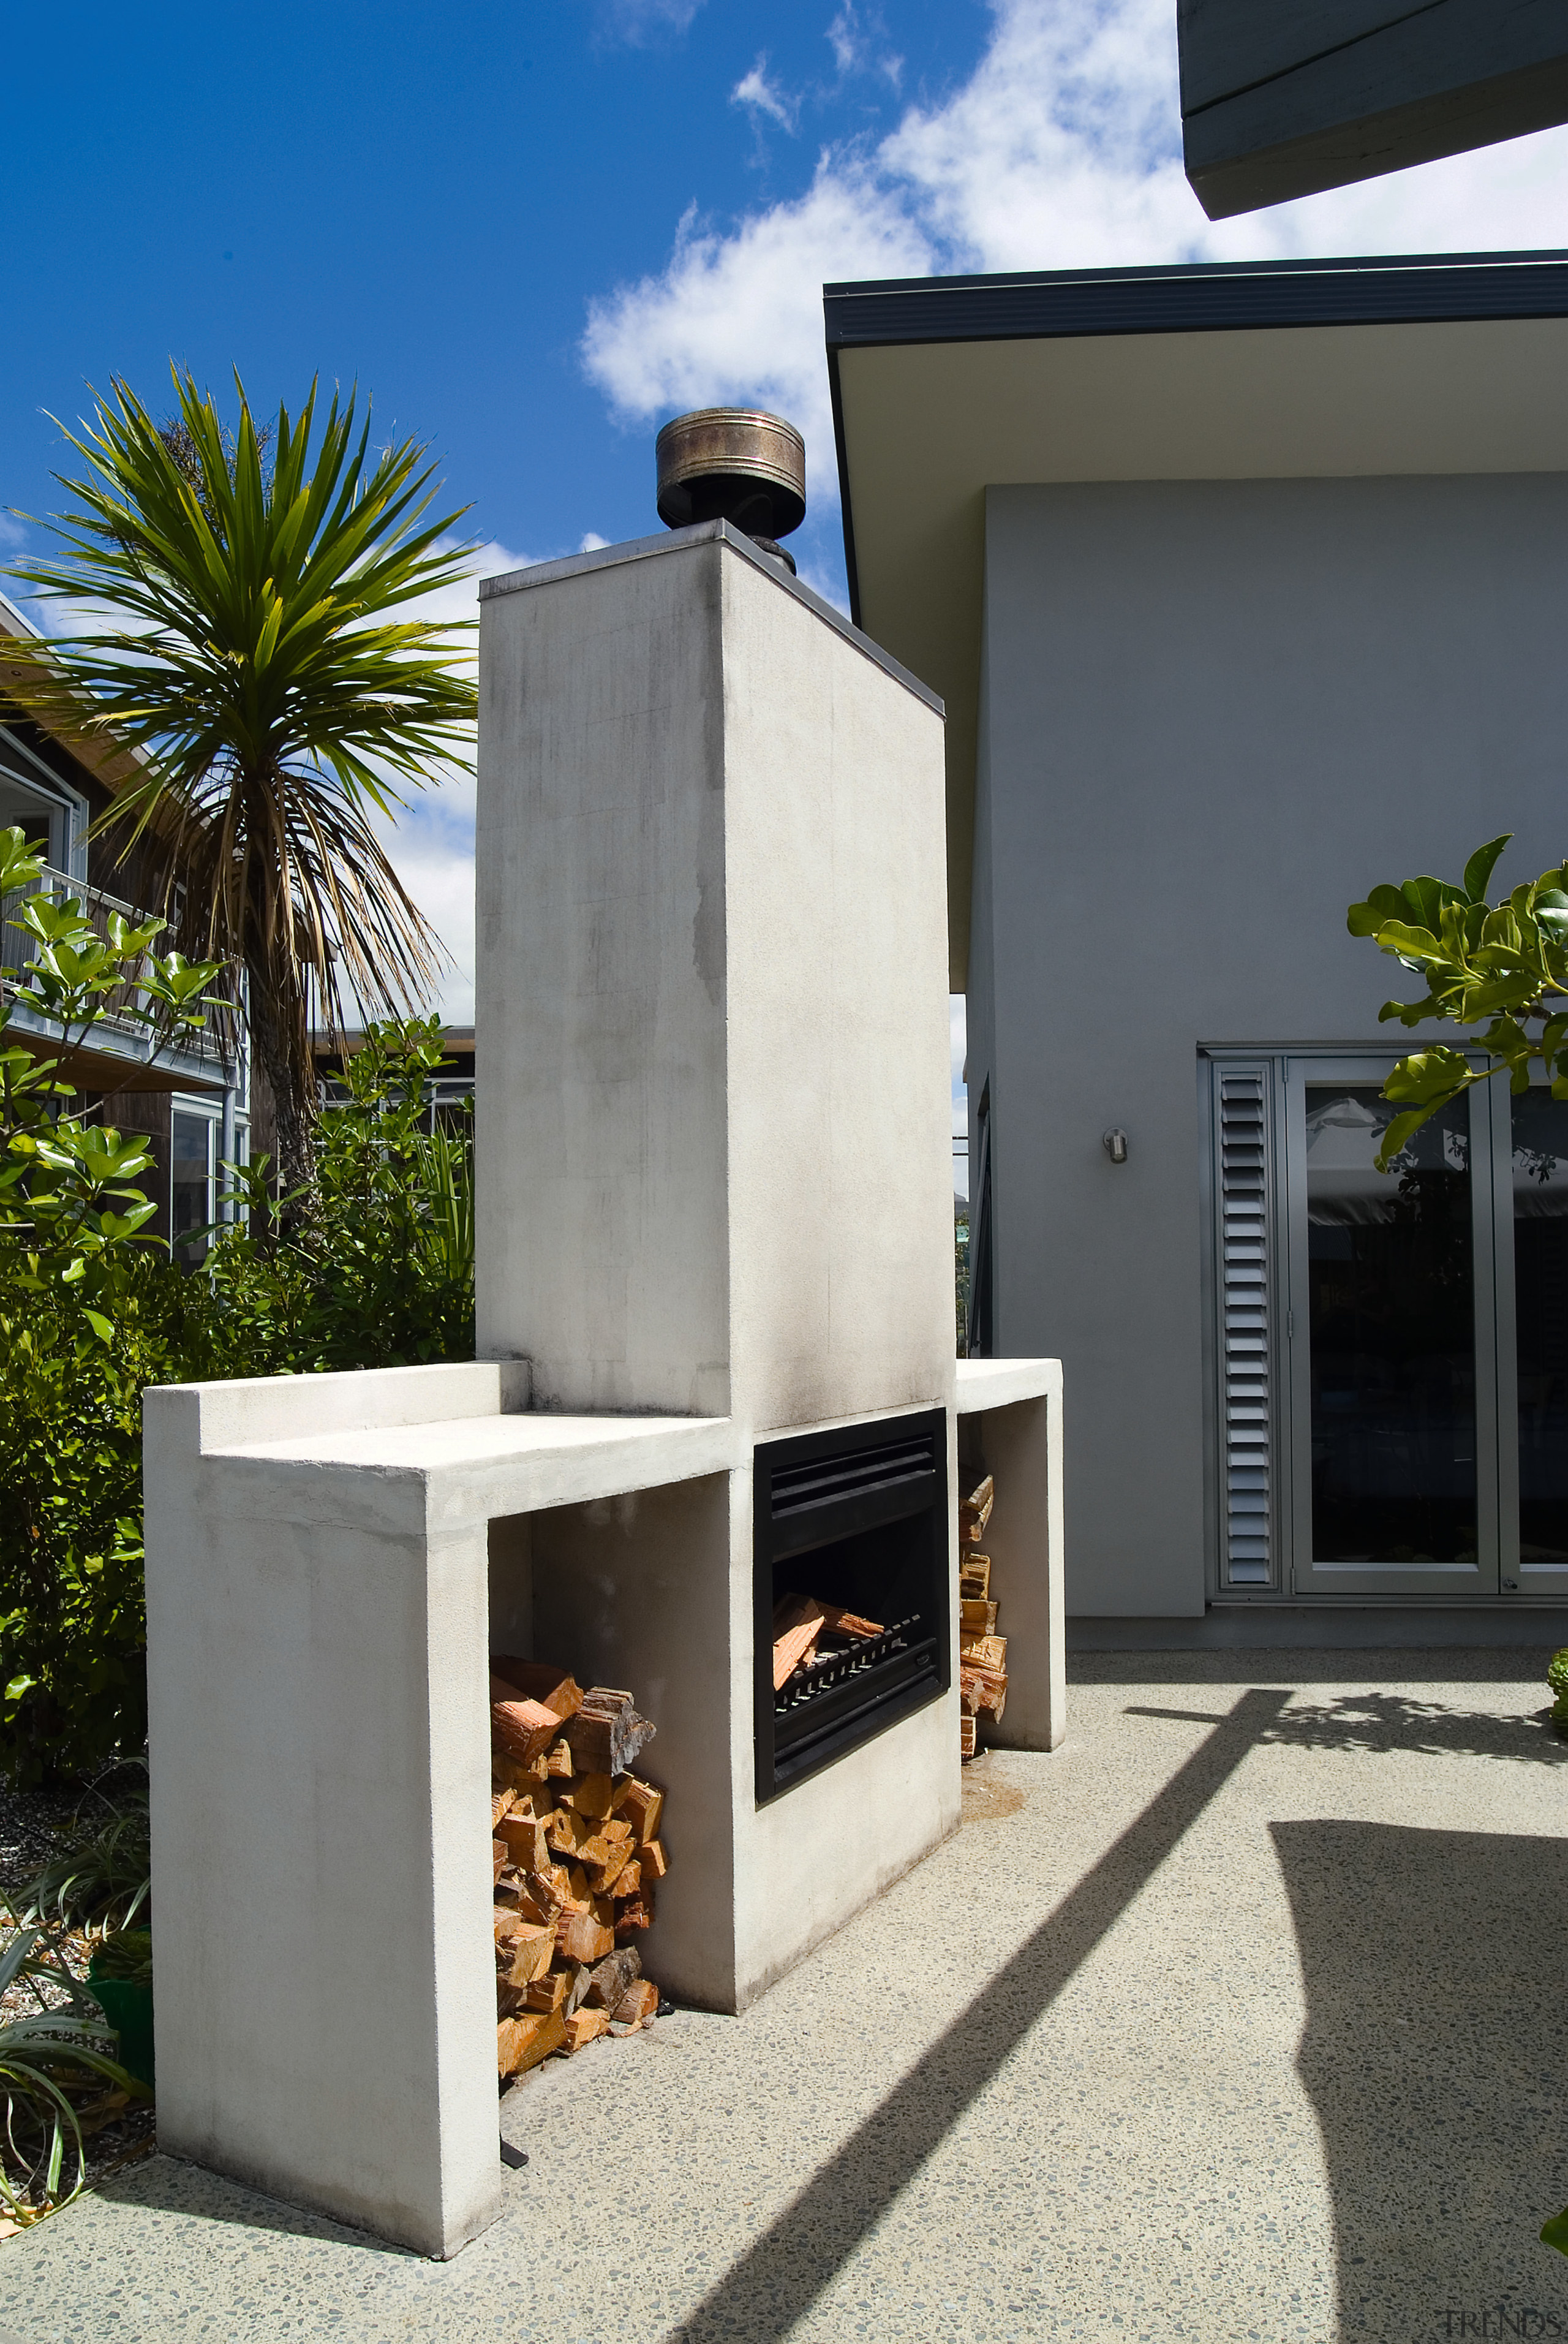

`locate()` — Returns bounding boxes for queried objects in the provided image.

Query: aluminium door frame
[1487,1075,1568,1600]
[1281,1050,1501,1600]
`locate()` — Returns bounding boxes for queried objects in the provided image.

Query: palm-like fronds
[4,368,478,1192]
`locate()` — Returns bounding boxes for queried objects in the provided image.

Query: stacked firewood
[959,1472,1008,1758]
[771,1592,884,1689]
[489,1659,669,2078]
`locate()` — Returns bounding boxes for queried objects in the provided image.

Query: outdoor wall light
[1103,1129,1129,1165]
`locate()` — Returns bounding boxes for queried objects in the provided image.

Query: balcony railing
[1,863,234,1074]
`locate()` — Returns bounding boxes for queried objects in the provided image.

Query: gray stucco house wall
[828,252,1568,1623]
[971,473,1568,1616]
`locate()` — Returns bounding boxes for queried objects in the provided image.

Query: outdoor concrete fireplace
[142,505,1064,2258]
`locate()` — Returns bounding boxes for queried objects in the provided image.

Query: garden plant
[0,826,475,1785]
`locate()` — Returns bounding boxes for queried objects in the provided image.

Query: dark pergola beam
[1180,0,1568,219]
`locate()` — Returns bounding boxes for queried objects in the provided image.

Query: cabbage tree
[4,368,477,1200]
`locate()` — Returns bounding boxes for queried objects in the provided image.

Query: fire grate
[753,1409,948,1803]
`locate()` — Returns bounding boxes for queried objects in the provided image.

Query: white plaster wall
[143,1392,502,2256]
[720,550,954,1437]
[475,527,952,1437]
[476,540,729,1415]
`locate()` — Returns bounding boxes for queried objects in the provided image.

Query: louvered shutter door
[1218,1069,1272,1586]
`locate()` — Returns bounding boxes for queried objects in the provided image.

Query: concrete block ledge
[955,1356,1060,1413]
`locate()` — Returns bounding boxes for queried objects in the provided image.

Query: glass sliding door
[1284,1058,1498,1596]
[1499,1086,1568,1594]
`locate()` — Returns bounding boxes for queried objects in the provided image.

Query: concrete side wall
[526,1475,739,2012]
[979,473,1568,1616]
[719,551,954,1435]
[960,1386,1065,1750]
[143,1403,502,2255]
[476,541,731,1415]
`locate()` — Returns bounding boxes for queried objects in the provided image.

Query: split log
[960,1713,977,1760]
[563,1962,592,2015]
[546,1738,576,1779]
[489,1660,584,1723]
[499,2008,567,2076]
[585,1839,635,1893]
[492,1788,517,1831]
[960,1598,998,1636]
[493,1837,509,1883]
[585,1945,642,2009]
[772,1593,827,1688]
[617,1779,664,1845]
[494,1749,549,1793]
[491,1688,562,1766]
[565,1772,615,1821]
[564,2006,609,2054]
[565,1688,656,1777]
[959,1555,991,1600]
[960,1634,1007,1670]
[497,1922,557,1988]
[600,1816,633,1845]
[545,1807,594,1858]
[524,1970,571,2013]
[960,1663,1008,1715]
[821,1606,883,1640]
[611,1859,642,1900]
[614,1893,654,1939]
[500,1814,552,1873]
[612,1979,659,2027]
[557,1909,614,1965]
[960,1474,994,1527]
[638,1837,669,1881]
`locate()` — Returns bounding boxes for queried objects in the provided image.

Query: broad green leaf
[1462,834,1511,902]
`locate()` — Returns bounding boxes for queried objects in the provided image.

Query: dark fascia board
[1177,0,1568,221]
[823,248,1568,624]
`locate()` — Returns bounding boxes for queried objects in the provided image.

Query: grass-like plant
[20,1773,151,1938]
[0,1900,146,2223]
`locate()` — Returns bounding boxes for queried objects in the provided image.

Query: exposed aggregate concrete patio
[3,1649,1565,2343]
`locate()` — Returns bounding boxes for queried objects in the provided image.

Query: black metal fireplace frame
[753,1407,949,1805]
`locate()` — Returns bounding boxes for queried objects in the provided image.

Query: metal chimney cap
[655,407,806,540]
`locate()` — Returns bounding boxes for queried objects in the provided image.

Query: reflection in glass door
[1284,1061,1498,1596]
[1507,1088,1568,1586]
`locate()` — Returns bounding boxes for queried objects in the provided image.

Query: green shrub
[0,827,475,1782]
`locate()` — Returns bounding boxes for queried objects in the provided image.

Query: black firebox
[753,1408,948,1804]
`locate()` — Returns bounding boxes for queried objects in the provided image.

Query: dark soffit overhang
[825,248,1568,624]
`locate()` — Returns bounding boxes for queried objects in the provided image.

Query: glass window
[1305,1086,1477,1565]
[171,1110,214,1263]
[1510,1087,1568,1567]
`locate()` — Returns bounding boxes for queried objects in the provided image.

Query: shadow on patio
[1273,1819,1568,2338]
[668,1687,1292,2341]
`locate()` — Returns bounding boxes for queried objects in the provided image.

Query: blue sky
[11,0,1568,1142]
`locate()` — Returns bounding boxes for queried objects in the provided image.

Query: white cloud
[592,0,704,47]
[733,55,801,134]
[584,0,1568,496]
[827,6,902,91]
[579,529,610,552]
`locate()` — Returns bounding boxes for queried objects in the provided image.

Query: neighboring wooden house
[0,591,256,1255]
